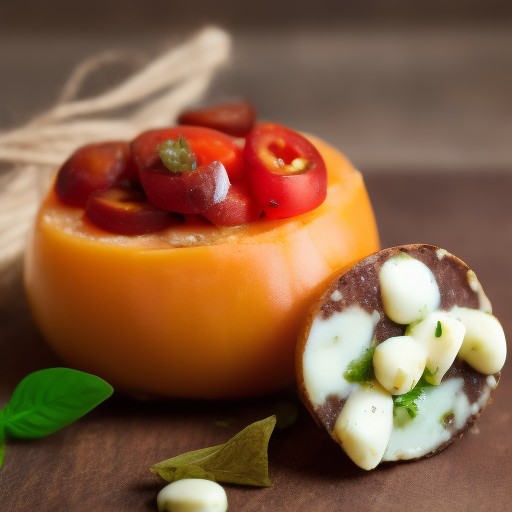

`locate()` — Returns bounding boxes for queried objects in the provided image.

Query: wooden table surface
[1,172,511,511]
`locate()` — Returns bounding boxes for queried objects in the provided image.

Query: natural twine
[0,27,231,279]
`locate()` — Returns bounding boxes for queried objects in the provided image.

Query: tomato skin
[85,184,178,235]
[178,101,257,137]
[203,179,263,227]
[131,126,244,181]
[244,123,328,220]
[140,160,230,214]
[55,141,135,207]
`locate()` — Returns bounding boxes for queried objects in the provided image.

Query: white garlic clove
[157,479,228,512]
[332,382,393,470]
[379,253,441,325]
[373,335,427,394]
[407,312,466,384]
[451,307,507,375]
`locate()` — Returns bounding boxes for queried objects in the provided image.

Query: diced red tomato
[203,179,263,227]
[139,159,230,215]
[243,123,328,220]
[85,184,177,235]
[55,141,135,207]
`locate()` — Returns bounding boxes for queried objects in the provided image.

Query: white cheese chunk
[303,305,380,407]
[383,377,470,461]
[450,306,507,374]
[333,382,393,470]
[157,479,228,512]
[379,254,441,324]
[407,312,466,384]
[373,336,427,395]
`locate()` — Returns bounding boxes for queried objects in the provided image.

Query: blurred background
[1,0,511,174]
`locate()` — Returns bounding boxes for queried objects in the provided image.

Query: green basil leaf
[151,415,276,487]
[2,368,113,439]
[0,426,5,469]
[0,439,5,470]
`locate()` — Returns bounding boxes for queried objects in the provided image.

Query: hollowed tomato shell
[24,135,380,399]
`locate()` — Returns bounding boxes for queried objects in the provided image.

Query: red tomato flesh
[85,184,178,235]
[131,126,244,181]
[55,141,136,207]
[139,159,230,215]
[203,179,263,227]
[244,123,328,220]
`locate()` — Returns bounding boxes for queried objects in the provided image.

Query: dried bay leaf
[159,466,216,482]
[151,415,276,487]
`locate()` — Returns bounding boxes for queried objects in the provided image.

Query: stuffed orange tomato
[24,110,379,399]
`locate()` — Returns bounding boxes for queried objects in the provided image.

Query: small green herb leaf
[2,368,113,439]
[151,415,276,487]
[392,373,433,426]
[435,321,442,338]
[423,366,439,386]
[393,387,422,421]
[343,338,377,384]
[158,136,197,174]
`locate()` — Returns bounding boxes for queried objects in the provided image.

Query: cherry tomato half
[131,126,244,181]
[244,123,328,220]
